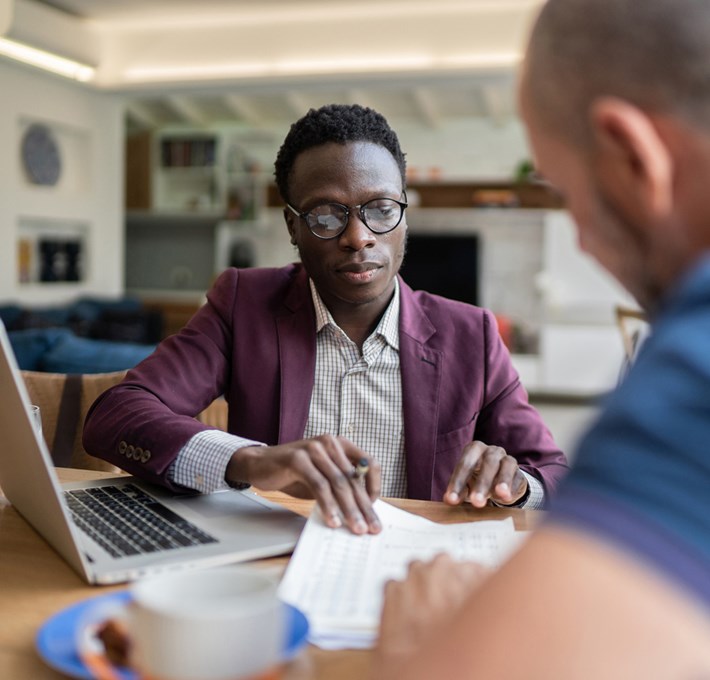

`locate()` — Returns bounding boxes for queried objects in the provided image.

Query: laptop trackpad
[181,491,280,519]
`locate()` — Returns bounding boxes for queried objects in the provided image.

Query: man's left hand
[444,440,528,507]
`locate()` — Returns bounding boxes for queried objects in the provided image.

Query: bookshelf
[127,130,269,218]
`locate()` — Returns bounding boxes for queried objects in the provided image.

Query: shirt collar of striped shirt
[308,277,400,350]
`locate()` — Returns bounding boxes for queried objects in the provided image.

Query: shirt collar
[309,278,400,350]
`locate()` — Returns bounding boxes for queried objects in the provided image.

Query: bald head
[524,0,710,146]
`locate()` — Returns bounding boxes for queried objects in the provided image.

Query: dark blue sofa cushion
[0,305,24,329]
[8,328,74,371]
[41,332,155,374]
[8,328,155,374]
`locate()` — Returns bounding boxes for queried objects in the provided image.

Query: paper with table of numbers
[278,499,527,650]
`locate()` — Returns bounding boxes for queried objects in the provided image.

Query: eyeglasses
[286,194,408,240]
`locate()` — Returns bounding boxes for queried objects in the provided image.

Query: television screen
[400,234,479,306]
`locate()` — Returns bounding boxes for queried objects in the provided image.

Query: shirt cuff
[166,429,264,493]
[490,471,545,510]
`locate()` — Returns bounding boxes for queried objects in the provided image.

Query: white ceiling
[33,0,537,25]
[18,0,541,131]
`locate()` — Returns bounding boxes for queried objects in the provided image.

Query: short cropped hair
[274,103,407,203]
[526,0,710,146]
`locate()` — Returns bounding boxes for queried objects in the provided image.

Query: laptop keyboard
[64,484,218,559]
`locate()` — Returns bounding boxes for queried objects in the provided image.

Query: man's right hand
[374,554,489,679]
[226,434,382,535]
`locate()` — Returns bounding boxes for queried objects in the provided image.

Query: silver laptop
[0,321,306,584]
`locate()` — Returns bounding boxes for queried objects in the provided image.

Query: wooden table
[0,468,537,679]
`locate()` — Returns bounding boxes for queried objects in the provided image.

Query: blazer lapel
[276,271,317,443]
[399,280,442,500]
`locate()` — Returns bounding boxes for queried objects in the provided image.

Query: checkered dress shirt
[303,279,407,497]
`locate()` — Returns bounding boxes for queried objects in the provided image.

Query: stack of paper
[278,500,528,650]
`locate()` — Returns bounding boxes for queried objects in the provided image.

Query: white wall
[0,60,125,307]
[397,117,529,181]
[203,115,529,184]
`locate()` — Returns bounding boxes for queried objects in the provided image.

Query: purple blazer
[84,264,568,500]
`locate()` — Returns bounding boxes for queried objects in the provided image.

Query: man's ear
[283,207,297,245]
[590,97,673,221]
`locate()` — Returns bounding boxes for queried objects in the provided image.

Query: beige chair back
[197,396,228,430]
[21,369,229,474]
[21,370,128,473]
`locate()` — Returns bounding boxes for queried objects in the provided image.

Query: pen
[351,457,369,480]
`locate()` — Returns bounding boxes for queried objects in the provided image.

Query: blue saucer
[36,590,309,680]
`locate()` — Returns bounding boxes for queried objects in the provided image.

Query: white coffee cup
[88,566,286,680]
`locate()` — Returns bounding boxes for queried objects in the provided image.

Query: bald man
[373,1,710,677]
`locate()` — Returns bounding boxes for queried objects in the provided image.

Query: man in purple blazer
[84,104,567,535]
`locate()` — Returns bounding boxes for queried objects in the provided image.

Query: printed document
[278,500,527,649]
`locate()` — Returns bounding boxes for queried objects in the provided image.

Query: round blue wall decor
[21,124,62,186]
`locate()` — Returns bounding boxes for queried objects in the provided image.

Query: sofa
[1,296,159,373]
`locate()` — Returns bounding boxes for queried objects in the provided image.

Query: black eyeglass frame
[286,193,408,240]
